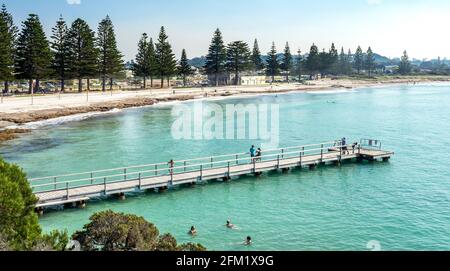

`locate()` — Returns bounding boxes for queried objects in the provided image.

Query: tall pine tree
[133,33,151,88]
[294,49,303,81]
[68,18,98,92]
[354,46,364,74]
[97,16,124,91]
[155,26,176,88]
[251,39,264,72]
[0,4,17,94]
[266,42,279,83]
[281,42,293,82]
[399,50,411,75]
[0,13,13,95]
[306,43,320,78]
[347,49,353,74]
[226,41,251,85]
[50,15,71,93]
[205,28,227,86]
[15,14,52,94]
[328,43,338,75]
[148,38,158,88]
[178,49,194,87]
[338,47,347,75]
[365,47,375,76]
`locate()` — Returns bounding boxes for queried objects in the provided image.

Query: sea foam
[7,108,122,130]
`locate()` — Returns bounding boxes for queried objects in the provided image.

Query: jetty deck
[30,139,394,212]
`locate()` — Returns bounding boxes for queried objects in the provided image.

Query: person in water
[189,226,197,236]
[245,236,252,246]
[226,220,235,229]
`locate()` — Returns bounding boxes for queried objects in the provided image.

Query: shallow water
[1,83,450,251]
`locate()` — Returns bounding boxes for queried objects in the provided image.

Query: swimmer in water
[226,220,235,229]
[189,226,197,236]
[245,236,252,246]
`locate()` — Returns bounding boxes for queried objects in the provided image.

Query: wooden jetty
[30,139,394,213]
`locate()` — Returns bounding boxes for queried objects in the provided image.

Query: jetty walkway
[30,139,394,214]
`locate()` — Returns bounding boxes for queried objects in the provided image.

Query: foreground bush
[0,157,204,251]
[73,210,206,251]
[0,157,68,250]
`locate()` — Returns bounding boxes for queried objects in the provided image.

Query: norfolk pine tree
[354,46,364,74]
[266,42,279,83]
[155,26,176,88]
[97,16,124,91]
[178,49,194,87]
[0,4,17,94]
[294,49,303,81]
[399,50,411,75]
[251,39,264,71]
[205,28,227,86]
[365,47,375,76]
[133,33,151,88]
[306,44,320,78]
[14,14,52,94]
[0,12,14,95]
[281,42,293,82]
[338,47,351,75]
[328,43,338,75]
[50,15,71,93]
[226,41,251,85]
[148,38,158,87]
[68,19,98,93]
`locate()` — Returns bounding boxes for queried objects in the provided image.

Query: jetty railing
[360,138,382,150]
[29,140,364,193]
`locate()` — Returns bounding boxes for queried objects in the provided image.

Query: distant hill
[188,56,207,69]
[373,53,392,65]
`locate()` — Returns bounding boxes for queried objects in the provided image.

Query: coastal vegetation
[0,157,68,251]
[1,3,444,95]
[73,210,206,251]
[0,157,206,251]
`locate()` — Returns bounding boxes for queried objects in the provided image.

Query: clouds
[67,0,81,5]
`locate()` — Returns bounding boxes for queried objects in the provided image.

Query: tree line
[0,4,415,93]
[131,27,193,88]
[203,28,413,86]
[0,4,125,94]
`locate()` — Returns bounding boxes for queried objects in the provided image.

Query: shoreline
[1,76,450,142]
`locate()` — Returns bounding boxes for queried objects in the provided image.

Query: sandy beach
[1,76,449,142]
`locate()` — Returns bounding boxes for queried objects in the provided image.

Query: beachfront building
[207,73,268,86]
[240,76,267,86]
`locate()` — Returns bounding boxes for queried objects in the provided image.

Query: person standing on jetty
[168,159,174,175]
[256,148,262,162]
[341,138,349,155]
[249,145,256,161]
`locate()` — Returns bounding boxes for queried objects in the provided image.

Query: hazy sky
[3,0,450,61]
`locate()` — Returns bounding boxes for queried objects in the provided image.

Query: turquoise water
[1,84,450,251]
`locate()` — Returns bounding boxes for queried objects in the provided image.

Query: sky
[2,0,450,61]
